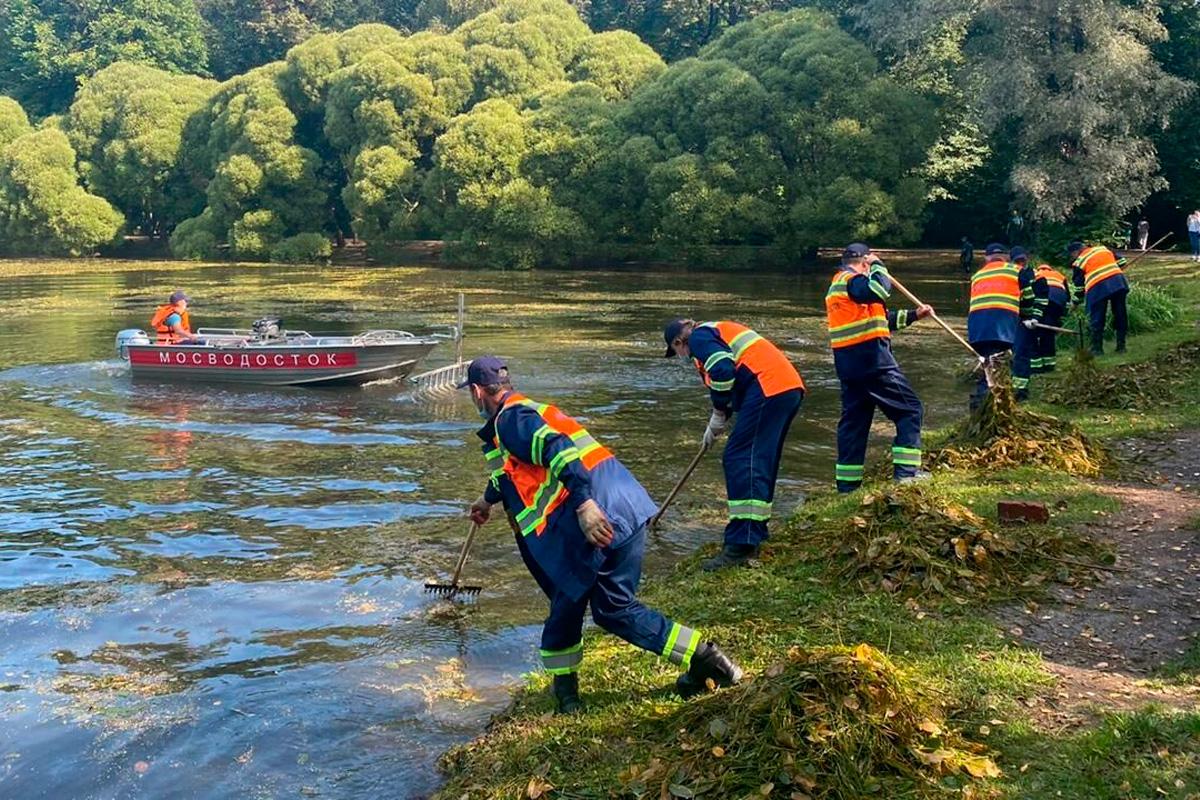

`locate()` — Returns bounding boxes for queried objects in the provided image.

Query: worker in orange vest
[967,244,1034,407]
[826,243,933,492]
[663,319,804,570]
[463,357,742,713]
[149,290,201,345]
[1067,241,1129,355]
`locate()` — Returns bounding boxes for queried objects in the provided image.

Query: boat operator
[150,291,203,345]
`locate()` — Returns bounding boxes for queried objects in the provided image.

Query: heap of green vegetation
[790,485,1109,602]
[443,642,1001,799]
[927,382,1109,477]
[1048,340,1200,411]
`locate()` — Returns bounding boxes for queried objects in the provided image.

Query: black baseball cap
[984,243,1008,256]
[1066,240,1085,255]
[663,319,690,358]
[457,355,509,389]
[169,290,190,304]
[1010,246,1028,262]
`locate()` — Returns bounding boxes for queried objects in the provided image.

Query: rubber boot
[675,642,743,698]
[1014,389,1029,402]
[701,543,759,572]
[552,673,583,715]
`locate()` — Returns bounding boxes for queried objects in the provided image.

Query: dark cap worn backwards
[457,355,509,389]
[1010,246,1028,262]
[169,290,190,304]
[842,243,870,261]
[663,319,690,358]
[984,243,1008,256]
[1066,240,1085,255]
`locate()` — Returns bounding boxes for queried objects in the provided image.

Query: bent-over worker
[967,244,1033,407]
[1025,255,1069,373]
[462,357,742,714]
[1068,240,1129,355]
[663,319,804,570]
[826,243,932,492]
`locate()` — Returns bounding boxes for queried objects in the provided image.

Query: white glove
[1022,319,1037,330]
[702,409,728,448]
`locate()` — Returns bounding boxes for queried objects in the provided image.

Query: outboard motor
[252,317,282,341]
[115,329,150,360]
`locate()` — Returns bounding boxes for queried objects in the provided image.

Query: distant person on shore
[1137,218,1150,251]
[959,237,974,272]
[1187,210,1200,263]
[1006,210,1025,246]
[663,318,804,570]
[462,357,743,713]
[150,291,202,345]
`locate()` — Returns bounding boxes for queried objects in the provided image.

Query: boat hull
[126,341,437,386]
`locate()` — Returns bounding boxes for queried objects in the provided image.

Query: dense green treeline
[0,0,1196,264]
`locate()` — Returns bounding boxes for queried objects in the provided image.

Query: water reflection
[0,259,970,798]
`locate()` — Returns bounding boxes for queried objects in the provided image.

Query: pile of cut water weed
[1046,340,1200,410]
[617,644,999,799]
[792,486,1109,602]
[927,382,1108,476]
[436,645,1001,800]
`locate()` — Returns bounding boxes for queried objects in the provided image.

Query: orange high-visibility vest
[487,392,614,537]
[1034,265,1066,291]
[969,261,1020,315]
[150,304,191,344]
[693,321,804,396]
[1075,246,1124,293]
[825,269,890,349]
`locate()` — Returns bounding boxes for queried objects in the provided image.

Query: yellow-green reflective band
[895,309,908,328]
[541,643,583,675]
[548,446,580,479]
[1012,376,1030,389]
[727,329,762,360]
[708,379,735,391]
[830,317,890,341]
[530,424,553,465]
[704,351,734,371]
[892,446,921,467]
[516,479,566,535]
[661,623,701,668]
[836,464,864,479]
[728,498,771,521]
[869,279,890,300]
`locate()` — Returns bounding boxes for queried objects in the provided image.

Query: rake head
[424,581,483,598]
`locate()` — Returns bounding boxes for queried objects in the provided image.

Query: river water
[0,258,970,799]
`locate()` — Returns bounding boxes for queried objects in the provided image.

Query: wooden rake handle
[887,273,980,360]
[448,521,481,588]
[650,440,711,530]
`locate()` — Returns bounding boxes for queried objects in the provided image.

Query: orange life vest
[1034,265,1066,291]
[487,392,614,537]
[150,304,191,344]
[693,321,804,397]
[969,261,1020,315]
[1074,246,1124,293]
[825,268,889,349]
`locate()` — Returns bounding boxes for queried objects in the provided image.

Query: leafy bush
[1064,282,1182,337]
[229,210,285,260]
[169,210,220,260]
[269,232,332,263]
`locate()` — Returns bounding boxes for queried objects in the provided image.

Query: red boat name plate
[130,349,359,369]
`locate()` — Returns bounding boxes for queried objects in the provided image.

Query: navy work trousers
[1033,304,1065,372]
[517,523,699,675]
[722,386,803,548]
[835,367,923,492]
[1089,288,1128,354]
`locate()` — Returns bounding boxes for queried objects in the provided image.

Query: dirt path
[994,430,1200,726]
